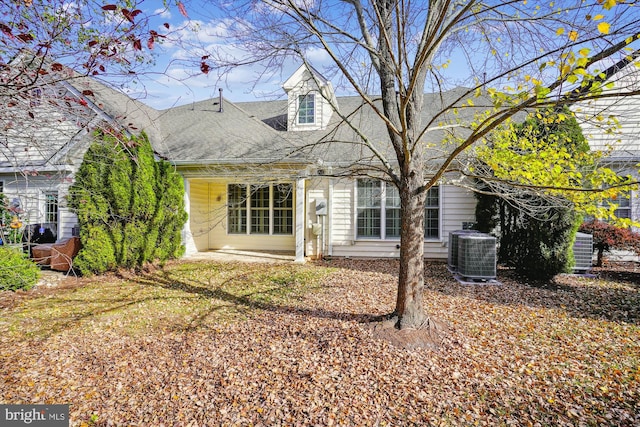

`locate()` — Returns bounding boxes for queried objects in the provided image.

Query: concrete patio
[183,249,298,263]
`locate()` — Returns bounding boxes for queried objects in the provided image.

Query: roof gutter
[0,165,75,174]
[169,158,312,166]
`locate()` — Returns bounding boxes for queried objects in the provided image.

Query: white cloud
[305,47,331,66]
[126,9,338,108]
[153,7,172,19]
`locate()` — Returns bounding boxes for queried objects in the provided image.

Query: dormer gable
[282,64,337,131]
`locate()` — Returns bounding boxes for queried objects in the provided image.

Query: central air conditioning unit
[457,234,497,281]
[573,232,593,273]
[448,230,480,272]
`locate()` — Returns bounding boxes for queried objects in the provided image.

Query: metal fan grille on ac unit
[457,234,497,280]
[573,232,593,273]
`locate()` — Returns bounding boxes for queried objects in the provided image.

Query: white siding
[57,178,78,239]
[305,177,329,257]
[0,173,77,241]
[438,185,478,259]
[574,70,640,154]
[328,180,477,260]
[329,178,355,256]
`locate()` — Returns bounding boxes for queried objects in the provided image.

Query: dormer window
[283,64,336,131]
[298,93,315,124]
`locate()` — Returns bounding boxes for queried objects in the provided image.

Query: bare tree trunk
[596,246,605,267]
[395,166,428,329]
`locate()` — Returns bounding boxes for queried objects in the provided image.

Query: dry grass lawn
[0,259,638,426]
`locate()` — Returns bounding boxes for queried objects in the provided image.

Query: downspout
[327,178,333,256]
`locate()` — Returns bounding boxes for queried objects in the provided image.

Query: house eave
[0,165,75,174]
[170,158,311,167]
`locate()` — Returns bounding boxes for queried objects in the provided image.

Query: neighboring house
[573,59,640,231]
[0,63,159,243]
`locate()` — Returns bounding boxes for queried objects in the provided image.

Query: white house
[13,62,638,263]
[0,64,159,244]
[152,64,478,262]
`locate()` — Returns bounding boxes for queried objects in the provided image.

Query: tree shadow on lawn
[316,258,640,326]
[130,264,447,350]
[7,259,635,342]
[593,262,640,287]
[125,264,377,331]
[0,262,391,342]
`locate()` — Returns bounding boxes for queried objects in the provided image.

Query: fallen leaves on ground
[0,259,638,426]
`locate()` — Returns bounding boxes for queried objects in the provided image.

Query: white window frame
[250,184,270,234]
[227,183,294,236]
[30,88,42,107]
[424,185,441,240]
[611,190,632,219]
[297,93,316,125]
[273,184,294,235]
[355,179,441,241]
[43,191,59,225]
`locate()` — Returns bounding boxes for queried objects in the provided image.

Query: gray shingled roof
[153,98,303,164]
[0,73,162,171]
[237,87,488,168]
[71,77,161,143]
[0,66,487,173]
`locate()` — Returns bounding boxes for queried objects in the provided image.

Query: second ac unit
[573,232,593,273]
[448,229,480,272]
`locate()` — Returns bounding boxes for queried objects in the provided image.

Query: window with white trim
[228,183,293,235]
[605,191,632,219]
[356,179,440,239]
[298,94,315,124]
[44,191,58,224]
[250,185,270,234]
[30,88,42,107]
[228,184,247,234]
[273,184,294,235]
[424,186,440,239]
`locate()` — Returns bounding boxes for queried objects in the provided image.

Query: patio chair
[32,236,82,273]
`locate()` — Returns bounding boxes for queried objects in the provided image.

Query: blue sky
[116,0,639,111]
[119,1,330,110]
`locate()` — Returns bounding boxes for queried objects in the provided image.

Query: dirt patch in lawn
[1,259,638,426]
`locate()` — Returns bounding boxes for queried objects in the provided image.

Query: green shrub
[498,204,580,281]
[68,132,187,275]
[0,246,40,291]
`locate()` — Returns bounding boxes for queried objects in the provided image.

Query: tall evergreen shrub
[69,132,187,275]
[499,202,580,280]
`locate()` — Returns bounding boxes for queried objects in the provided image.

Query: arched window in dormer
[298,93,315,124]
